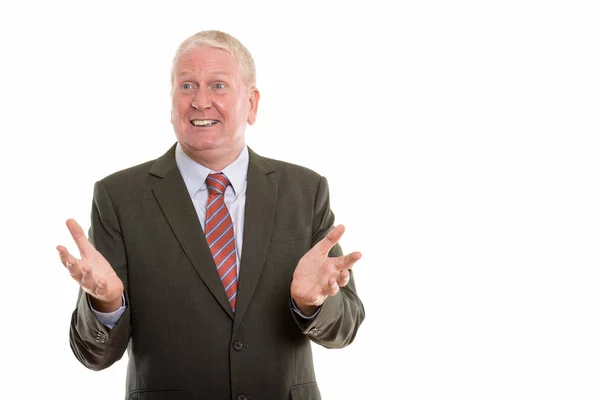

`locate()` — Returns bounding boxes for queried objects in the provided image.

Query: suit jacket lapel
[149,144,235,318]
[234,148,277,331]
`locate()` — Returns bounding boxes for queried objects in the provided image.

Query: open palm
[57,219,124,311]
[291,225,361,314]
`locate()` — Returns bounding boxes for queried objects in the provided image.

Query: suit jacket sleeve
[69,180,131,370]
[291,176,365,349]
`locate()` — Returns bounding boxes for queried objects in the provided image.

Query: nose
[192,88,211,110]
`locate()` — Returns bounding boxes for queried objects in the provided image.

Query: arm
[290,176,365,349]
[65,181,131,370]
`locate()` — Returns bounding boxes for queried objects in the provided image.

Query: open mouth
[190,119,219,127]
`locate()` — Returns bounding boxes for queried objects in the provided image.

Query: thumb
[66,218,92,257]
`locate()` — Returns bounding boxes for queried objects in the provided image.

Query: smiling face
[171,45,259,168]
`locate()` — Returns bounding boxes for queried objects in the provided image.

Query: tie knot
[206,173,230,195]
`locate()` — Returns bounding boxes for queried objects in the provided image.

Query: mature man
[58,30,364,400]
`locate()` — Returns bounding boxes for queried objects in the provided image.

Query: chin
[184,142,218,152]
[182,136,223,151]
[176,129,214,146]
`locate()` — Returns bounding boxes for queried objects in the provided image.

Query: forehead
[174,46,240,79]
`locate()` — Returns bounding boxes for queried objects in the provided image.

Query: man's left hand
[290,225,361,315]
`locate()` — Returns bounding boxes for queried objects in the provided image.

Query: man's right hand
[57,218,124,313]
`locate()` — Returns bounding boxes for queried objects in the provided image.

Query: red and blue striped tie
[205,173,238,312]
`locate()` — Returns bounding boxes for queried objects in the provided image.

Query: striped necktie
[205,173,238,312]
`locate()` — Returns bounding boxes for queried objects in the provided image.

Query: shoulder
[96,144,177,193]
[250,149,324,186]
[94,159,156,196]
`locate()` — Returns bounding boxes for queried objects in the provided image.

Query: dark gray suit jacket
[69,144,364,400]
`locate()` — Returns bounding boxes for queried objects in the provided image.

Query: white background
[1,1,599,399]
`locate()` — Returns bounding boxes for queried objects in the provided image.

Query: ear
[247,87,260,125]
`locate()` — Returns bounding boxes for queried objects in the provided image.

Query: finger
[302,291,324,306]
[334,251,362,271]
[327,276,340,296]
[81,266,105,301]
[57,245,76,266]
[337,269,351,288]
[66,218,92,258]
[94,279,108,298]
[314,224,345,255]
[57,246,83,280]
[80,264,97,292]
[312,294,325,305]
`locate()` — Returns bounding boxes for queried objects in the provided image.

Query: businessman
[58,30,364,400]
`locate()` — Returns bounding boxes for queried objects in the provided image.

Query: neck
[182,143,245,171]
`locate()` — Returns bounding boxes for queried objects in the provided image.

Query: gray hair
[170,30,256,88]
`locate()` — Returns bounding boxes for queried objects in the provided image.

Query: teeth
[191,119,218,126]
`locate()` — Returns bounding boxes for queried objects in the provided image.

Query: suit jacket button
[95,331,107,343]
[233,341,244,351]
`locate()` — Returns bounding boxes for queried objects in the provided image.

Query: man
[57,30,364,400]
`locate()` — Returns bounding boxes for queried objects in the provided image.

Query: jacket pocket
[128,388,183,399]
[290,382,322,400]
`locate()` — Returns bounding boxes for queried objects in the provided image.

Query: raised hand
[57,218,124,312]
[290,225,361,315]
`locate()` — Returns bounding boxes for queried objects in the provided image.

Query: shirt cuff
[89,293,127,329]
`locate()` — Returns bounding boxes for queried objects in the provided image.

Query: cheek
[171,102,188,124]
[212,98,228,113]
[213,92,246,118]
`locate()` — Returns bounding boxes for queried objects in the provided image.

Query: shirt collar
[175,143,249,198]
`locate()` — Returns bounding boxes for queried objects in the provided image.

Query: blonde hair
[171,30,256,88]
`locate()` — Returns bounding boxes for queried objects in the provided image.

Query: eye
[213,83,226,90]
[181,83,195,90]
